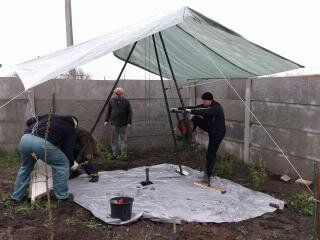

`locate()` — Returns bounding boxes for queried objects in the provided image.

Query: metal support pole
[153,35,185,174]
[159,32,193,144]
[159,32,185,108]
[244,78,252,163]
[65,0,76,78]
[88,42,137,135]
[75,42,137,162]
[152,35,178,149]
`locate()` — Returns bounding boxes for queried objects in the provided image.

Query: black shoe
[89,175,99,182]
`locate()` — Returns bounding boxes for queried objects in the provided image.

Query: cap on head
[114,87,124,95]
[201,92,213,101]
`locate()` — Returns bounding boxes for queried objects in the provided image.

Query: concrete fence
[192,76,320,179]
[0,77,189,151]
[1,76,319,178]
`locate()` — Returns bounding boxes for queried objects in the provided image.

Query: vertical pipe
[65,0,76,78]
[65,0,74,47]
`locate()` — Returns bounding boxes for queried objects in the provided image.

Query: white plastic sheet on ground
[69,164,284,224]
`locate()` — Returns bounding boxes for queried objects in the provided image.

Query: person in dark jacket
[104,87,132,159]
[11,114,78,202]
[174,92,226,183]
[71,127,99,182]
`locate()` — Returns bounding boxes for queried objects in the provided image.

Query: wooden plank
[194,181,226,194]
[30,160,53,202]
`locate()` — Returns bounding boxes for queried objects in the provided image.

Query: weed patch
[290,192,313,216]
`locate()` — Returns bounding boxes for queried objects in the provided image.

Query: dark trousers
[192,116,225,178]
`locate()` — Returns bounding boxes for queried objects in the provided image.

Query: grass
[216,153,237,179]
[84,218,104,230]
[97,144,113,161]
[249,160,267,191]
[0,148,20,166]
[290,192,314,216]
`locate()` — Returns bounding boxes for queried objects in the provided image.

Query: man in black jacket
[104,87,132,159]
[11,114,78,202]
[175,92,226,183]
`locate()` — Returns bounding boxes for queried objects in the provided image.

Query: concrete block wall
[0,77,189,151]
[1,76,318,178]
[191,76,320,179]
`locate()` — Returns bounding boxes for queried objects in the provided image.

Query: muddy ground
[0,147,314,240]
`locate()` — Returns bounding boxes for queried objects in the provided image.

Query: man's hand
[71,162,79,171]
[127,124,132,128]
[103,121,109,127]
[86,154,93,160]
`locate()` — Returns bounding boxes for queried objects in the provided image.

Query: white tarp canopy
[7,6,302,90]
[258,67,320,78]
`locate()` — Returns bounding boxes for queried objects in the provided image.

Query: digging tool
[140,168,153,186]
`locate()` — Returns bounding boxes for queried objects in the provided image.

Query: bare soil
[0,148,313,240]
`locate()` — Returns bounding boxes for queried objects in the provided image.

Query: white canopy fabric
[9,6,302,90]
[258,67,320,78]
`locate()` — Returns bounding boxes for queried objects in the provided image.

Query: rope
[0,90,26,110]
[193,36,314,196]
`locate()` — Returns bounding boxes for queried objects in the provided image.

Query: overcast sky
[0,0,319,79]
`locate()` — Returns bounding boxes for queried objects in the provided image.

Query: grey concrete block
[250,147,313,179]
[36,79,115,100]
[251,77,320,105]
[0,78,25,99]
[0,122,25,144]
[195,78,245,100]
[0,99,29,121]
[220,140,244,160]
[252,101,320,132]
[225,121,244,141]
[307,77,320,105]
[251,125,320,162]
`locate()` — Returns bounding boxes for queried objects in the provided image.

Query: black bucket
[110,197,134,221]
